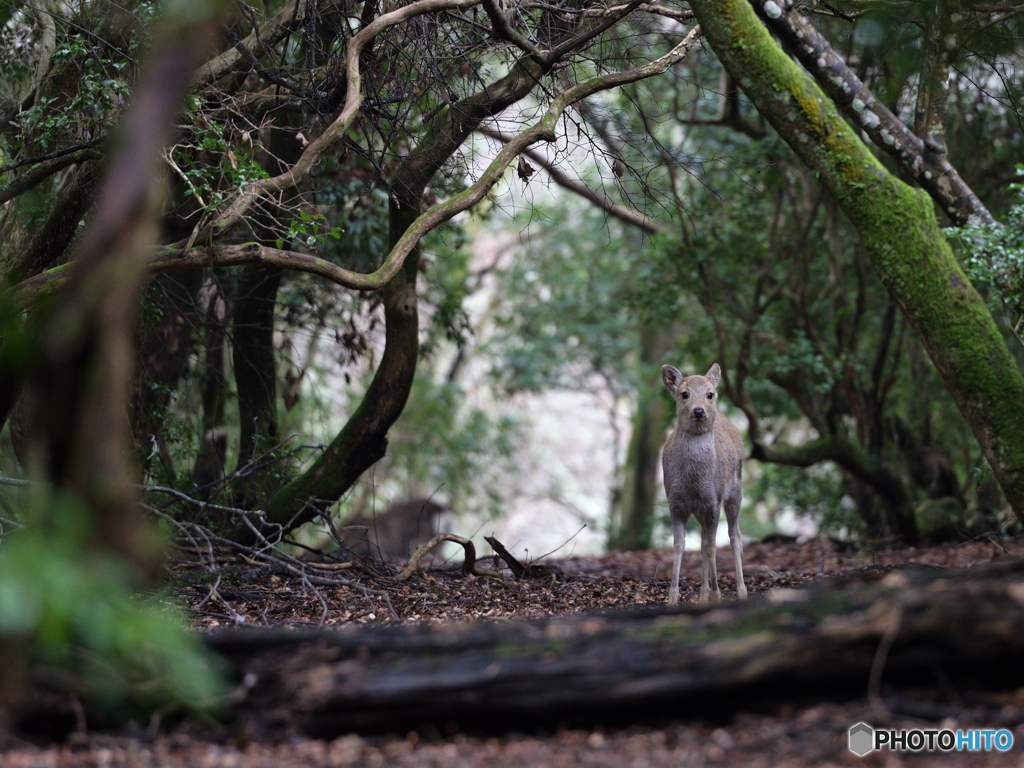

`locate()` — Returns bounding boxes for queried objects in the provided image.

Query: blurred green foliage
[0,490,224,721]
[489,203,644,399]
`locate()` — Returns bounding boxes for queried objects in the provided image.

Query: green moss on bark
[689,0,1024,518]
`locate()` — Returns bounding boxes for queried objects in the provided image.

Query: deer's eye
[680,391,689,400]
[707,392,714,400]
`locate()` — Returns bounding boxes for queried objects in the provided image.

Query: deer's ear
[662,365,683,393]
[705,363,722,387]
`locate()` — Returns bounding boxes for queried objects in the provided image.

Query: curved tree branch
[482,0,545,62]
[394,533,499,581]
[205,0,486,240]
[342,24,702,288]
[193,0,305,87]
[14,26,701,310]
[751,434,915,540]
[0,147,101,208]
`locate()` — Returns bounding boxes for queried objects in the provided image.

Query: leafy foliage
[488,203,650,399]
[948,172,1024,323]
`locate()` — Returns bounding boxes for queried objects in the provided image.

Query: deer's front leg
[698,519,712,605]
[668,515,686,605]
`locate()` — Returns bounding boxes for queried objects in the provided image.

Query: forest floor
[5,536,1024,767]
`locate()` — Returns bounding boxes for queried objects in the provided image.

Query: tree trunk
[12,162,102,279]
[688,0,1024,524]
[231,264,282,502]
[258,56,552,535]
[132,270,206,474]
[228,115,306,506]
[24,6,227,569]
[205,562,1024,736]
[611,323,672,550]
[259,201,422,532]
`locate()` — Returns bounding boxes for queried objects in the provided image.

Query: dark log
[208,562,1024,737]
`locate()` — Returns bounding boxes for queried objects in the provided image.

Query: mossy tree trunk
[687,0,1024,522]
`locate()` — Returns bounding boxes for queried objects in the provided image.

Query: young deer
[661,363,747,605]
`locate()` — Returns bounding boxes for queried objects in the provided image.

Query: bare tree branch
[394,533,499,581]
[482,0,545,62]
[193,0,304,87]
[0,147,102,207]
[363,24,701,282]
[478,126,668,234]
[0,137,104,176]
[16,26,701,308]
[545,0,646,63]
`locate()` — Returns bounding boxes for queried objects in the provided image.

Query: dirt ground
[4,536,1024,767]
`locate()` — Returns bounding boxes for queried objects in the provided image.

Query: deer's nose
[692,407,705,418]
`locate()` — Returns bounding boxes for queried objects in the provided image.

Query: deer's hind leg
[724,485,747,599]
[698,507,722,605]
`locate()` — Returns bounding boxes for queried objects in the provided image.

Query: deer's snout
[692,407,706,419]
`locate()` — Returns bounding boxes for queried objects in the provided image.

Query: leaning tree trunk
[257,199,422,532]
[687,0,1024,522]
[259,55,551,534]
[200,562,1024,736]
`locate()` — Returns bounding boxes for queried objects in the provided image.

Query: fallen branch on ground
[485,535,526,578]
[395,533,502,581]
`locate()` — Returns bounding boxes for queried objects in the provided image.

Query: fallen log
[209,561,1024,737]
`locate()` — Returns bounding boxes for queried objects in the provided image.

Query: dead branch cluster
[137,481,566,627]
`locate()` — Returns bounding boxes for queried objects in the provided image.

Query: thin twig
[868,603,904,718]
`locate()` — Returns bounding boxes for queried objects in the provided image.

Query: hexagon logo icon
[849,722,875,757]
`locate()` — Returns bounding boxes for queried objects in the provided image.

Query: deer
[661,363,747,606]
[341,498,451,561]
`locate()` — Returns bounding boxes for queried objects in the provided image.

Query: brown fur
[661,363,746,605]
[341,499,450,561]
